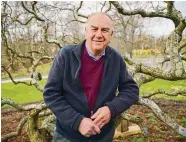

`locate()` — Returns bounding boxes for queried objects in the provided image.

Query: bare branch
[1,98,38,111]
[40,115,56,134]
[123,56,186,81]
[100,1,111,13]
[15,16,35,25]
[143,89,186,98]
[110,1,182,26]
[110,1,167,18]
[27,50,42,54]
[76,1,88,19]
[138,97,186,137]
[30,103,47,117]
[43,23,62,48]
[134,73,155,87]
[21,1,45,22]
[2,65,32,86]
[181,55,186,61]
[1,116,28,142]
[179,41,186,52]
[101,1,106,12]
[166,1,174,14]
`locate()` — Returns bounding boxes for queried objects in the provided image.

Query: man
[43,12,139,142]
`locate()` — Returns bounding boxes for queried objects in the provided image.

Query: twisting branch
[43,23,62,48]
[27,50,42,54]
[181,55,186,61]
[2,65,32,86]
[104,2,111,13]
[1,116,29,142]
[142,89,186,98]
[40,115,56,135]
[71,1,88,23]
[179,41,186,52]
[100,1,111,13]
[1,98,38,111]
[134,73,155,87]
[15,16,35,25]
[27,103,51,142]
[21,1,45,22]
[110,1,181,26]
[138,97,186,137]
[34,56,54,68]
[123,56,186,80]
[101,1,106,12]
[166,1,174,14]
[76,1,88,19]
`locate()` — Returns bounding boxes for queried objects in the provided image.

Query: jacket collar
[73,40,112,60]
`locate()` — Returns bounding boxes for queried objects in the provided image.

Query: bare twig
[21,1,45,22]
[2,65,32,86]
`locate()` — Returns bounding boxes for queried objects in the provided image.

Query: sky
[78,1,186,37]
[142,1,186,37]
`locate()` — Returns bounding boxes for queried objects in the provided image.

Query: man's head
[85,12,114,56]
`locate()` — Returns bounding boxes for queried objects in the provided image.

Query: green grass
[1,62,52,79]
[1,78,186,108]
[141,79,186,101]
[1,79,46,107]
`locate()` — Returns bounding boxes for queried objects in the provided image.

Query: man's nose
[95,29,103,38]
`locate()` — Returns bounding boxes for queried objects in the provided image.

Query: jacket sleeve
[43,50,84,131]
[105,56,139,119]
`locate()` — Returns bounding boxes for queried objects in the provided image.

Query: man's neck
[85,42,104,57]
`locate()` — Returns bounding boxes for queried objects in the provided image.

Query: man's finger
[93,114,103,124]
[91,129,97,135]
[91,111,100,119]
[93,124,101,134]
[96,121,103,128]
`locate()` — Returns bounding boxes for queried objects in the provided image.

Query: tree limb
[123,56,186,80]
[1,116,28,142]
[179,41,186,52]
[21,1,45,22]
[110,1,181,26]
[43,23,62,48]
[1,65,32,86]
[138,97,186,137]
[142,89,186,98]
[1,98,38,111]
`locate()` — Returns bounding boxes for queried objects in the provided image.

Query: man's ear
[111,31,113,36]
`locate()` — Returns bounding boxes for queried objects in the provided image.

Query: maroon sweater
[79,46,104,111]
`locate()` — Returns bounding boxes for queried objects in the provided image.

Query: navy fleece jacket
[43,40,139,141]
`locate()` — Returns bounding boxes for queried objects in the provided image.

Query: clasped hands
[78,106,111,137]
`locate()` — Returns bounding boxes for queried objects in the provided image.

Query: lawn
[1,79,186,107]
[140,79,186,101]
[1,80,46,106]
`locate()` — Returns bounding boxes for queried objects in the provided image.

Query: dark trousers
[54,129,115,142]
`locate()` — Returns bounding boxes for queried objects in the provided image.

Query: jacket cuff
[105,102,116,119]
[72,115,84,131]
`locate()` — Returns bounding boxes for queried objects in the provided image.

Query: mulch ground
[1,99,186,142]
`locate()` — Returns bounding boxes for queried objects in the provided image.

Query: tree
[1,1,186,141]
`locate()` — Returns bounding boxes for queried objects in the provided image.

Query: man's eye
[92,29,97,31]
[102,29,109,33]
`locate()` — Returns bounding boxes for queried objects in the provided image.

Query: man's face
[85,14,113,56]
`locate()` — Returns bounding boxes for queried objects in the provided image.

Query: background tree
[1,1,186,142]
